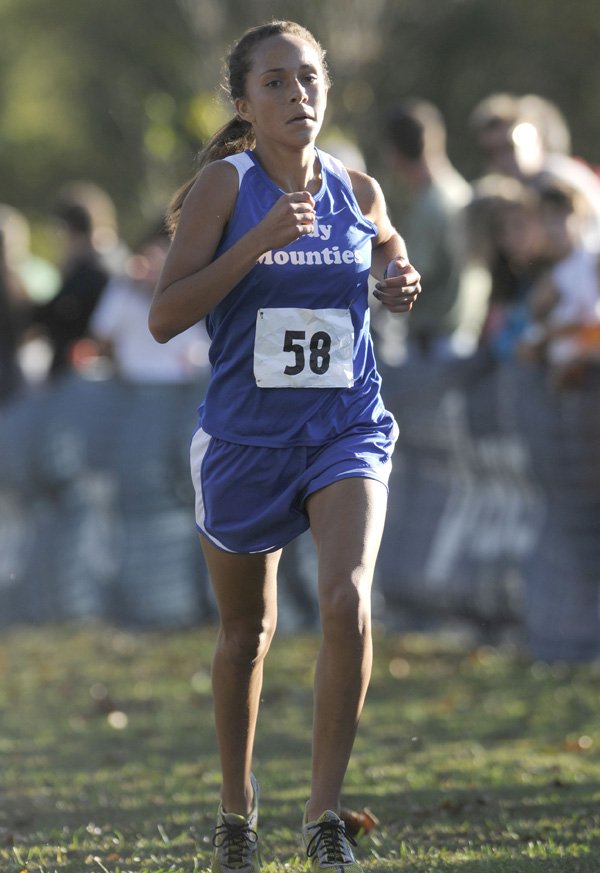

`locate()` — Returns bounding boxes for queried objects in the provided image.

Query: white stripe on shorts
[189,427,236,553]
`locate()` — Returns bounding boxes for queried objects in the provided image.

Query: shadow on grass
[353,780,600,872]
[421,858,599,873]
[2,625,600,871]
[5,773,600,868]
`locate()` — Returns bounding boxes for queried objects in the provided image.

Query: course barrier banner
[377,356,600,661]
[0,376,212,627]
[0,359,598,660]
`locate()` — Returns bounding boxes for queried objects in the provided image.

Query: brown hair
[166,20,329,236]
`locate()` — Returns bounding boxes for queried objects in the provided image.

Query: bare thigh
[200,538,282,640]
[306,477,388,609]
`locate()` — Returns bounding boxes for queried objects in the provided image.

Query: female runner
[149,20,421,873]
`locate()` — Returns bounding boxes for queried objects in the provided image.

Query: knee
[319,577,371,642]
[218,614,276,666]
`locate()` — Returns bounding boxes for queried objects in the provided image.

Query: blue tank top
[199,147,394,447]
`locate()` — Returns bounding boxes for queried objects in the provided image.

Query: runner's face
[235,35,328,147]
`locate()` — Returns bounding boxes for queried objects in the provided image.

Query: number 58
[283,330,332,376]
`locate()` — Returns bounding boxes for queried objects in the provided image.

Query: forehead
[248,33,322,74]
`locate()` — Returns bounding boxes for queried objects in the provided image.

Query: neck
[252,141,321,193]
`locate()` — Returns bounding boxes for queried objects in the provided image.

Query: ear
[235,97,254,125]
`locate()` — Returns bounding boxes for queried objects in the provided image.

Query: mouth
[287,113,314,124]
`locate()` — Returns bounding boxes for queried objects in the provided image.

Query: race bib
[254,307,355,388]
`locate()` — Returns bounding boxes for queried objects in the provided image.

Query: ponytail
[165,116,255,236]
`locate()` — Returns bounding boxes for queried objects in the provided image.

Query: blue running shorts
[190,421,399,554]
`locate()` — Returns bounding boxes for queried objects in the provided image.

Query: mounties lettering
[257,220,364,267]
[258,247,363,267]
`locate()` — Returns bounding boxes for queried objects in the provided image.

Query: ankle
[222,800,249,817]
[221,773,258,818]
[305,800,340,823]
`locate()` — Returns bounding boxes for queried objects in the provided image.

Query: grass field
[1,622,599,872]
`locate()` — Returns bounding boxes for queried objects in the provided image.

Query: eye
[265,79,282,88]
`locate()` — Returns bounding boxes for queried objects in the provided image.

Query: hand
[255,191,316,251]
[373,257,422,313]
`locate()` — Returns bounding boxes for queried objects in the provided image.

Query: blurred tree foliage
[1,0,599,243]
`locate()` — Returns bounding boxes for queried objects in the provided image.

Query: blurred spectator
[0,204,62,385]
[469,93,523,178]
[0,230,24,403]
[469,92,600,251]
[57,181,129,275]
[89,222,211,384]
[0,204,60,305]
[30,198,110,379]
[89,221,213,627]
[518,179,600,388]
[383,99,473,360]
[465,175,543,361]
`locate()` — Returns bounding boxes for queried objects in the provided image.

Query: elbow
[148,287,180,343]
[148,291,208,342]
[148,312,173,345]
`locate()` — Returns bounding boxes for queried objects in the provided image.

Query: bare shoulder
[161,158,241,282]
[347,168,388,219]
[179,158,240,227]
[347,168,391,237]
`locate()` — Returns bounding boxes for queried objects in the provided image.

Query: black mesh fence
[0,359,598,661]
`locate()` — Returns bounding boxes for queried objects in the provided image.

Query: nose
[290,78,308,103]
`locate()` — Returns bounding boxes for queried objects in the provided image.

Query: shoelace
[306,818,357,865]
[212,820,258,869]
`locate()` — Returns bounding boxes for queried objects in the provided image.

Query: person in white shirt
[91,225,210,383]
[518,180,600,387]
